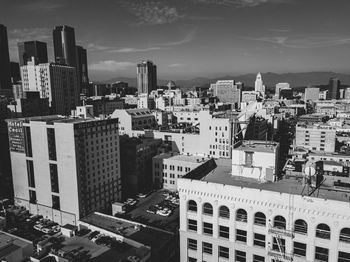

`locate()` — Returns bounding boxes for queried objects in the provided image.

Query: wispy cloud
[194,0,289,7]
[160,29,196,46]
[240,35,350,48]
[90,61,135,72]
[109,47,162,53]
[168,63,186,68]
[122,1,183,25]
[19,0,63,11]
[88,29,196,54]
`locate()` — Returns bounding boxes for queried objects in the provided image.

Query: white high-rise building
[6,115,121,225]
[255,73,265,97]
[178,158,350,262]
[20,58,79,115]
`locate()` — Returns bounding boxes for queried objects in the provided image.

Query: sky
[1,0,350,81]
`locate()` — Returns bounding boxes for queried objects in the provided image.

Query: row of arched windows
[187,200,350,243]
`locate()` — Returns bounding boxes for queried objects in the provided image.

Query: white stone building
[177,159,350,262]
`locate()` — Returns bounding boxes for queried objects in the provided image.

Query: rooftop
[80,213,174,249]
[236,140,279,153]
[6,115,109,125]
[153,153,210,163]
[0,243,21,258]
[194,160,350,202]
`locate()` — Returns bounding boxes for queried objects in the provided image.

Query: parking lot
[1,205,59,241]
[116,189,179,232]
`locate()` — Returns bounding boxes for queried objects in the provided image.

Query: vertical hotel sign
[7,120,25,153]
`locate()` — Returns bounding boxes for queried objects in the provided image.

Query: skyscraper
[0,24,11,90]
[53,25,77,66]
[17,41,48,66]
[254,72,265,96]
[10,62,21,84]
[20,58,79,115]
[328,77,340,100]
[76,45,89,93]
[137,60,157,94]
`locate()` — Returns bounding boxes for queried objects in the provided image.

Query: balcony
[268,227,294,238]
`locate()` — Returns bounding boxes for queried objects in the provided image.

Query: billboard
[7,120,25,153]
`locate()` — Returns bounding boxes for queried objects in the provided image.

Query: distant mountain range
[101,71,350,91]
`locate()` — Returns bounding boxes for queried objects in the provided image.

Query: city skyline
[1,0,350,81]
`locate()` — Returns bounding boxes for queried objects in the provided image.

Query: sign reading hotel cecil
[7,120,25,153]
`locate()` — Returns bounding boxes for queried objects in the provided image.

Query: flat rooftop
[80,213,174,249]
[236,140,279,153]
[309,151,350,158]
[153,153,210,163]
[37,234,146,262]
[6,115,106,124]
[200,163,350,202]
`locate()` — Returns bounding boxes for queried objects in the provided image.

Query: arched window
[316,223,331,239]
[254,212,266,226]
[340,228,350,243]
[294,219,308,235]
[273,215,286,229]
[187,200,197,212]
[219,206,230,219]
[203,203,213,215]
[236,209,247,222]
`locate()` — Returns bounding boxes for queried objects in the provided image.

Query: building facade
[20,59,79,115]
[0,24,11,90]
[17,41,48,66]
[6,116,121,225]
[136,60,157,94]
[53,25,77,66]
[152,153,211,190]
[178,159,350,262]
[210,80,241,108]
[295,123,336,153]
[120,135,163,198]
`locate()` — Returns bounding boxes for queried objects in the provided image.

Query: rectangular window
[235,250,246,262]
[188,258,197,262]
[202,242,212,254]
[50,164,59,193]
[253,255,265,262]
[219,225,229,239]
[254,233,265,247]
[188,219,197,231]
[219,246,229,259]
[203,222,213,235]
[29,190,36,204]
[338,251,350,262]
[293,242,306,257]
[236,229,247,243]
[315,246,329,262]
[26,160,35,188]
[188,238,197,250]
[24,127,32,157]
[52,195,60,210]
[47,128,57,161]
